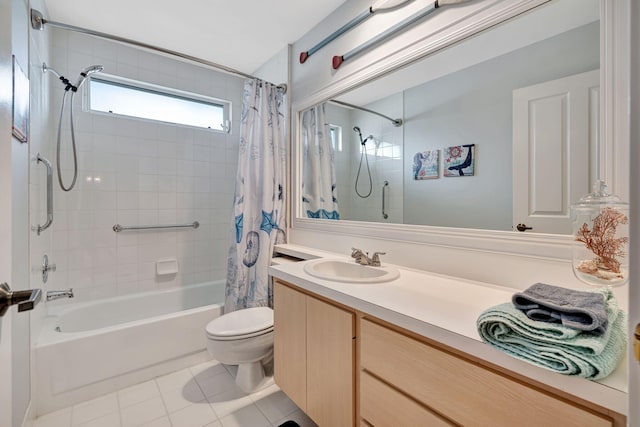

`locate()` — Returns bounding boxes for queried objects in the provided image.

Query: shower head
[353,126,373,145]
[73,65,104,90]
[81,65,104,75]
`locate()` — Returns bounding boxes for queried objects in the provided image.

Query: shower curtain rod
[330,99,403,127]
[29,9,287,94]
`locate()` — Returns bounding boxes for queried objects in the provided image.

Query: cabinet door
[306,296,355,427]
[361,319,613,427]
[273,282,308,411]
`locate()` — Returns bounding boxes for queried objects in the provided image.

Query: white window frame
[85,73,232,133]
[329,124,342,152]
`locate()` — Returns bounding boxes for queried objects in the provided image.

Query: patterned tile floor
[34,360,317,427]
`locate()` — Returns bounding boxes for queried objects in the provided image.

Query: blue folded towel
[512,283,608,334]
[477,288,626,380]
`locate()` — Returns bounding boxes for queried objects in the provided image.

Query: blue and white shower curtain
[301,103,340,219]
[225,79,287,312]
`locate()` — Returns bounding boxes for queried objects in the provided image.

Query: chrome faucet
[370,252,386,267]
[46,289,74,301]
[351,248,386,267]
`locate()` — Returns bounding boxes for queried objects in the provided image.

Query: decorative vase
[570,181,629,287]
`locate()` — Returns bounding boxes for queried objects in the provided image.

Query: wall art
[412,149,439,180]
[444,144,475,177]
[12,55,29,143]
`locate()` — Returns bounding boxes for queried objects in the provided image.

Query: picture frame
[12,55,29,143]
[444,144,475,177]
[412,149,439,180]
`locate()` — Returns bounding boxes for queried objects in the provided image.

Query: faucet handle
[370,252,386,266]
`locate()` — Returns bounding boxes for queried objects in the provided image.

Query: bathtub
[35,281,225,415]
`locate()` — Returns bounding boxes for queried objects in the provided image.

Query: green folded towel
[476,288,626,380]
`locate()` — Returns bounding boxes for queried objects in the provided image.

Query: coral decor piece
[575,207,628,281]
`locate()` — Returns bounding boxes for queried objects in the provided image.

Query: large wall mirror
[297,0,604,237]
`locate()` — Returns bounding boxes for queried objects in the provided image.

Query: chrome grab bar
[112,221,200,232]
[33,153,53,235]
[382,180,389,219]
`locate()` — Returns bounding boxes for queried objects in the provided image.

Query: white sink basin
[302,259,400,284]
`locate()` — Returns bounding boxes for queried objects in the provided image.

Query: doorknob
[0,282,42,317]
[516,223,533,232]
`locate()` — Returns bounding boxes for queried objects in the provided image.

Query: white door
[513,69,599,234]
[0,59,16,427]
[1,0,32,425]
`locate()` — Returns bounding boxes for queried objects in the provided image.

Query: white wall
[252,45,289,86]
[328,94,404,223]
[39,29,244,303]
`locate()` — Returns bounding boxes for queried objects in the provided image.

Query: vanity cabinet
[273,280,355,426]
[272,278,624,427]
[359,317,620,427]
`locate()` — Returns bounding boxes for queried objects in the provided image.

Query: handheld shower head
[81,65,104,75]
[73,65,104,90]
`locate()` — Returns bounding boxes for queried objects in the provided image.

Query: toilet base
[235,361,274,393]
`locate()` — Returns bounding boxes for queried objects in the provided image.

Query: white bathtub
[35,281,225,415]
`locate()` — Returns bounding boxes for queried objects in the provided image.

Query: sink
[302,259,400,283]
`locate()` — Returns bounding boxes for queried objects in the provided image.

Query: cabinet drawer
[360,371,454,427]
[360,319,612,427]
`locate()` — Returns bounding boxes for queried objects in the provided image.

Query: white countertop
[269,244,628,416]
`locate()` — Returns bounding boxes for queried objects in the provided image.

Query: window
[88,75,231,132]
[329,124,342,152]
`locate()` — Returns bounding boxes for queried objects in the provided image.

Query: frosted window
[330,124,342,152]
[89,77,229,131]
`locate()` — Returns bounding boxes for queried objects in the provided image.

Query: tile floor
[34,360,317,427]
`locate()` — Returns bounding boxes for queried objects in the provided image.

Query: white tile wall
[43,28,245,302]
[332,93,404,224]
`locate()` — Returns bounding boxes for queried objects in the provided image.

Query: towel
[477,289,627,380]
[512,283,608,334]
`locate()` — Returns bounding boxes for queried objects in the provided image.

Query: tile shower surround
[44,28,245,302]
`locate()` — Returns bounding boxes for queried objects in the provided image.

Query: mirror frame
[290,0,629,260]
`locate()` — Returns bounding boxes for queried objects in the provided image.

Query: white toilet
[205,306,274,393]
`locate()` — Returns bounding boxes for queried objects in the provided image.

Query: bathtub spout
[46,289,74,301]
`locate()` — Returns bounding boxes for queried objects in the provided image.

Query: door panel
[513,69,599,234]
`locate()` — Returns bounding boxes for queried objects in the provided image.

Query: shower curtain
[301,103,340,219]
[225,79,287,312]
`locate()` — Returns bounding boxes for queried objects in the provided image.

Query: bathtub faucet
[46,289,74,301]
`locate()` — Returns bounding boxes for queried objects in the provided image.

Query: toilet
[205,306,274,393]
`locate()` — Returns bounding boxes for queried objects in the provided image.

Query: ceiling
[42,0,349,75]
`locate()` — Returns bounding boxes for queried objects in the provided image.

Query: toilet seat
[206,307,273,341]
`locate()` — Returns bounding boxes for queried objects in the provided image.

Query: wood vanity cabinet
[272,279,624,427]
[359,317,623,427]
[273,280,355,427]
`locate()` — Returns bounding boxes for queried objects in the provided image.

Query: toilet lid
[206,307,273,338]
